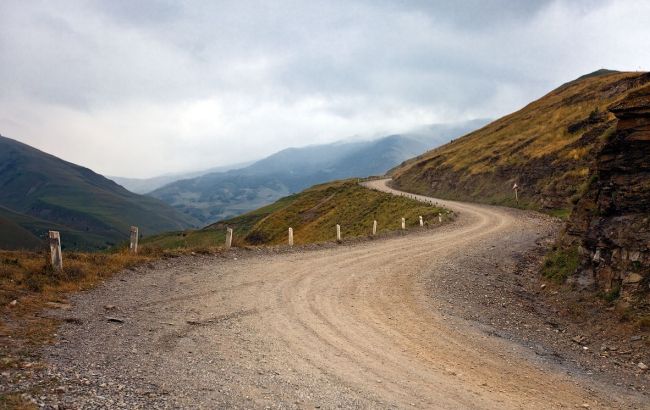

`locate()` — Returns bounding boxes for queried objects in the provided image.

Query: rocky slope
[391,70,650,215]
[562,84,650,307]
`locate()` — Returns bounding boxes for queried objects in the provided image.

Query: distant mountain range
[147,120,488,225]
[109,161,253,194]
[0,135,196,250]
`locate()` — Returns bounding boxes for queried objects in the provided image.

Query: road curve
[46,179,643,409]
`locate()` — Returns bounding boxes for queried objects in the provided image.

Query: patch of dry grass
[0,248,173,406]
[0,249,161,350]
[0,393,35,410]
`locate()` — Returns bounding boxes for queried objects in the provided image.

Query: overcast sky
[1,0,649,178]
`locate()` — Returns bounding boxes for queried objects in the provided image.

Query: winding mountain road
[45,179,645,409]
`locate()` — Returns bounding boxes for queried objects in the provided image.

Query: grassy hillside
[143,180,449,249]
[0,205,117,251]
[391,70,650,215]
[0,207,43,250]
[0,135,197,250]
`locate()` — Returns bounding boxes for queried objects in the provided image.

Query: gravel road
[41,179,647,409]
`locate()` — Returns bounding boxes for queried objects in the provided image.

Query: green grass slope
[142,180,448,249]
[391,70,650,214]
[0,135,197,250]
[0,207,43,250]
[0,205,114,250]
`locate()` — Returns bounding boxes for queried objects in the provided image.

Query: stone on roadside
[623,273,643,284]
[572,335,587,345]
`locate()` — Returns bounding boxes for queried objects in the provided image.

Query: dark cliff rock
[564,84,650,304]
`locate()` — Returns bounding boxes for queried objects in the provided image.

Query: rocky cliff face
[565,84,650,303]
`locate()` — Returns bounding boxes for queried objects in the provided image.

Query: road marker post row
[220,187,447,250]
[48,224,143,271]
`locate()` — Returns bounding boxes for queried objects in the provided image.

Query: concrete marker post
[129,226,139,254]
[288,227,294,247]
[336,224,341,242]
[419,216,423,227]
[513,183,519,203]
[372,220,377,236]
[225,228,233,249]
[438,213,442,223]
[401,218,406,230]
[48,231,63,271]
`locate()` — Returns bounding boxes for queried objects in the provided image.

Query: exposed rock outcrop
[565,84,650,302]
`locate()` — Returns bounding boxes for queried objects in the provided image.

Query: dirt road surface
[43,179,647,409]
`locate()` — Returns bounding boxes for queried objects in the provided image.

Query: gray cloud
[0,0,649,177]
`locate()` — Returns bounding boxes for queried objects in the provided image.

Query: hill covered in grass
[391,70,650,215]
[142,180,448,249]
[0,206,44,250]
[0,135,197,250]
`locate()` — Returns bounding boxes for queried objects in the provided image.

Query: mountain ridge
[109,160,255,194]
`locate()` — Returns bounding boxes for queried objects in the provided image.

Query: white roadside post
[225,228,233,249]
[288,227,294,247]
[48,231,63,271]
[513,183,519,203]
[438,213,442,223]
[129,226,139,254]
[336,224,342,242]
[372,220,377,236]
[401,218,406,230]
[419,216,423,227]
